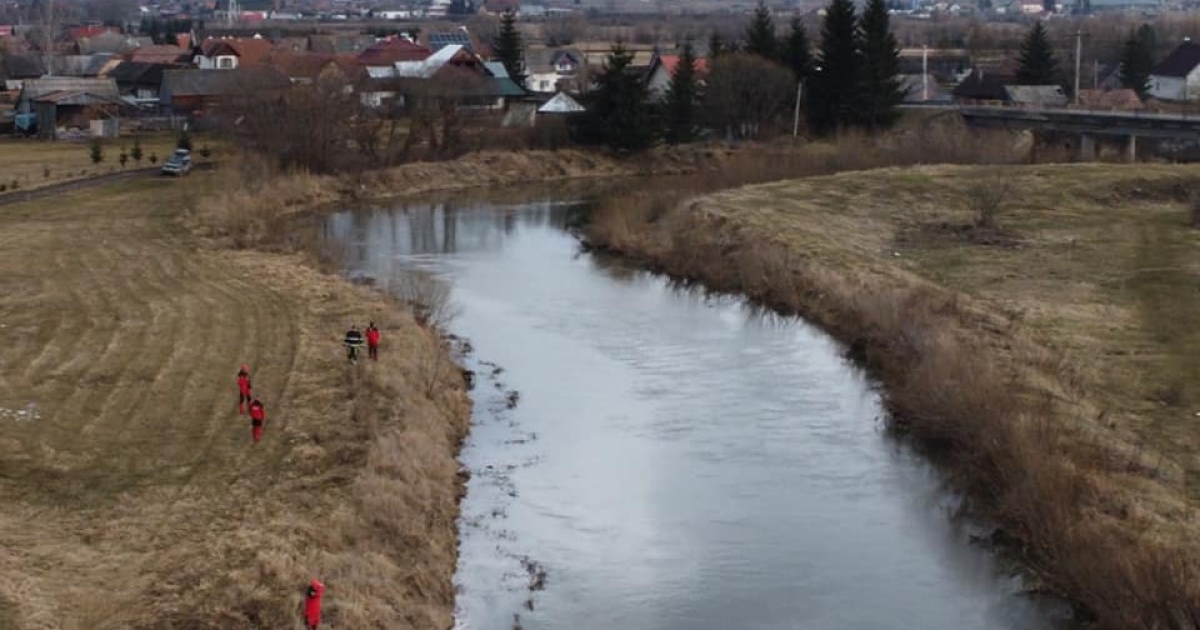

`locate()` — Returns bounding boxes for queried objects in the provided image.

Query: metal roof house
[1149,41,1200,102]
[17,77,122,138]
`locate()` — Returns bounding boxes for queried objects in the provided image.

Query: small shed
[18,77,122,138]
[537,91,584,114]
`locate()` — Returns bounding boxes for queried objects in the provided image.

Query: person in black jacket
[344,325,365,363]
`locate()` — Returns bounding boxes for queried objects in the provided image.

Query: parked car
[161,149,192,176]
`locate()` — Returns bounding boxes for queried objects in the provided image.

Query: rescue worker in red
[304,579,325,630]
[236,365,252,414]
[366,321,381,361]
[248,397,265,443]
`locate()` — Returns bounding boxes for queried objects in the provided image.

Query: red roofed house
[646,53,710,98]
[194,36,275,69]
[67,25,118,41]
[355,37,432,67]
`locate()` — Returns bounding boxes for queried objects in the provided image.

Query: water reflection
[325,191,1067,630]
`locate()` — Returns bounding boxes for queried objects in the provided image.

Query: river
[325,187,1070,630]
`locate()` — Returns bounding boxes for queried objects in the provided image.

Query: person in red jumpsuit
[248,397,265,443]
[366,322,381,361]
[304,579,325,630]
[237,365,252,414]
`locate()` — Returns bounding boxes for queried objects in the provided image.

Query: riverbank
[182,123,1027,251]
[0,178,470,629]
[585,163,1200,628]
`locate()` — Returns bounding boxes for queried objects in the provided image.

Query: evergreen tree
[807,0,860,134]
[781,16,812,81]
[663,39,699,144]
[88,138,104,165]
[1137,23,1158,57]
[857,0,904,129]
[744,1,778,60]
[1120,28,1154,97]
[575,43,658,152]
[492,9,527,88]
[1016,22,1060,85]
[708,29,725,59]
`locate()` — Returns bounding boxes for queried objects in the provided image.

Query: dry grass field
[587,162,1200,628]
[0,176,470,630]
[0,134,211,193]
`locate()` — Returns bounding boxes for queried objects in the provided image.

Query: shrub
[386,268,460,329]
[149,152,158,165]
[966,176,1012,229]
[131,139,143,164]
[89,138,104,164]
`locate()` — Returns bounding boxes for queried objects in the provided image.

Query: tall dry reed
[585,153,1200,629]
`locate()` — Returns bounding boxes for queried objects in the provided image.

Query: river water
[325,188,1068,630]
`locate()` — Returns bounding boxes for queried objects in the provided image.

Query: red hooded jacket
[238,373,252,396]
[366,327,381,347]
[249,401,265,422]
[305,579,325,628]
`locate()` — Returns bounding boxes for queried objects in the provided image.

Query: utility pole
[923,44,929,101]
[1074,29,1082,106]
[793,79,803,137]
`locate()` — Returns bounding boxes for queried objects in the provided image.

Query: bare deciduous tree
[704,53,795,141]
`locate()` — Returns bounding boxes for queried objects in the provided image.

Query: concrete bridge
[917,105,1200,161]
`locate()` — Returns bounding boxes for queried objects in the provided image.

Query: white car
[161,149,192,176]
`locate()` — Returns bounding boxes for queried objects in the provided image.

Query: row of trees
[1014,20,1159,99]
[554,0,907,151]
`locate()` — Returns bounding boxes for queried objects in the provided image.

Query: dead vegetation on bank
[0,180,471,630]
[586,163,1200,629]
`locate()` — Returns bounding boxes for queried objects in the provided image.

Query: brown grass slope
[0,179,470,629]
[587,163,1200,629]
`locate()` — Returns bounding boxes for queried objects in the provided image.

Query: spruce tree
[1120,28,1154,97]
[807,0,860,134]
[781,16,812,81]
[708,29,725,59]
[493,9,527,88]
[858,0,904,129]
[1016,22,1060,85]
[576,43,657,152]
[664,39,699,144]
[744,1,778,61]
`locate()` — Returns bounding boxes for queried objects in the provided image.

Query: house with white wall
[1149,41,1200,102]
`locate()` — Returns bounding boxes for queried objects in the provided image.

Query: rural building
[1149,41,1200,102]
[105,61,169,108]
[645,53,710,99]
[1077,88,1143,110]
[525,48,585,93]
[130,44,192,65]
[160,67,288,115]
[1003,85,1068,108]
[952,69,1016,104]
[269,52,356,86]
[356,37,431,66]
[0,54,45,88]
[16,77,122,139]
[193,36,275,69]
[538,90,584,114]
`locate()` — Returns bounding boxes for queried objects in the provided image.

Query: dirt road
[0,177,470,630]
